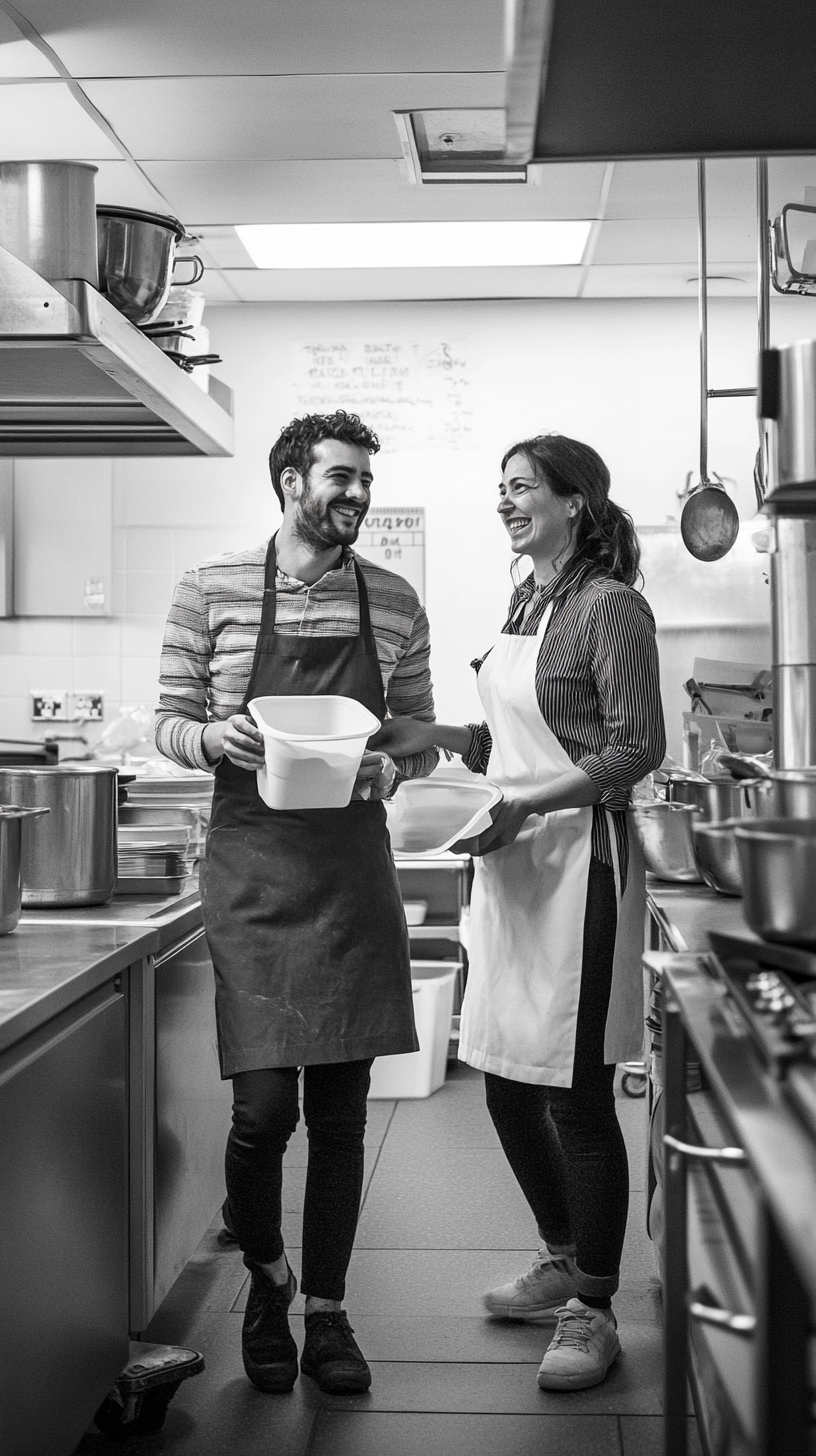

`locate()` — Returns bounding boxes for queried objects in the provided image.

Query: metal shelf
[0,244,234,457]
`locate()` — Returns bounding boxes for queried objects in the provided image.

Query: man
[156,410,437,1396]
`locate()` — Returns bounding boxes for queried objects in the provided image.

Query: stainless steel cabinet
[0,977,129,1456]
[129,928,234,1331]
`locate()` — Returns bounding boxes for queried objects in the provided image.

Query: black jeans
[484,860,629,1302]
[225,1058,373,1302]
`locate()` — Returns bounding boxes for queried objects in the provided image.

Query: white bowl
[402,900,428,925]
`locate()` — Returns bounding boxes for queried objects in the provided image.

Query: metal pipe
[707,387,757,398]
[757,157,770,355]
[697,159,709,485]
[757,158,771,503]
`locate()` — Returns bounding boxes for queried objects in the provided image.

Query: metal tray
[115,875,188,896]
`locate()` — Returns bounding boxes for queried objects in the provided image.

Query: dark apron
[201,537,417,1077]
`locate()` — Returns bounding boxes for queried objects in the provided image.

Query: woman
[373,433,665,1392]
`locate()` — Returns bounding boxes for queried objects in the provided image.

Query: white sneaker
[537,1298,621,1390]
[482,1247,579,1323]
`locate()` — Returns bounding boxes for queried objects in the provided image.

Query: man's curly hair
[269,411,381,508]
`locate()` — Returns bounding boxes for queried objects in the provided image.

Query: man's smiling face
[288,437,373,551]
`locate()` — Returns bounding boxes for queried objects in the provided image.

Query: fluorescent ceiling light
[235,220,591,270]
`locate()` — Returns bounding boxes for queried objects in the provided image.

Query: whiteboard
[357,507,425,604]
[291,339,472,452]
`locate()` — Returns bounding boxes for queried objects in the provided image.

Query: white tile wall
[2,291,804,746]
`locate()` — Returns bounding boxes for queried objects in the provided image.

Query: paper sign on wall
[291,340,472,452]
[357,507,425,604]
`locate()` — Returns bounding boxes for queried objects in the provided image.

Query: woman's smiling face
[498,451,580,565]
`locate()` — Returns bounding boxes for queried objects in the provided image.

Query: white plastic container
[249,694,380,810]
[367,961,457,1099]
[385,776,502,855]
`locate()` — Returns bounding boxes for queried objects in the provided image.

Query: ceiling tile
[767,156,816,215]
[0,10,60,75]
[582,264,755,297]
[603,161,698,219]
[90,158,173,211]
[142,160,608,227]
[0,79,120,157]
[592,217,756,266]
[81,73,505,163]
[16,0,504,77]
[218,265,584,302]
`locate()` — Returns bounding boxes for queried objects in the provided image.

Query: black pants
[484,860,629,1302]
[224,1058,373,1302]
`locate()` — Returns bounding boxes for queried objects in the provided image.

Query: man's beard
[293,483,363,551]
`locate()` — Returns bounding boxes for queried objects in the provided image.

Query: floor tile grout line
[358,1099,400,1215]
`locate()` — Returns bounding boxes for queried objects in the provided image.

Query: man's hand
[352,751,397,801]
[203,714,265,771]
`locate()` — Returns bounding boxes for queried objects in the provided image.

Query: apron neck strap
[263,534,374,643]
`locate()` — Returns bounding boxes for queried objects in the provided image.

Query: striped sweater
[464,560,665,885]
[156,541,438,780]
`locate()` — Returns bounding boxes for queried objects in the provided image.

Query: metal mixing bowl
[733,818,816,946]
[691,818,743,896]
[628,801,701,882]
[667,776,764,821]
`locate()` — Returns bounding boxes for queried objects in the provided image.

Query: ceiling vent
[394,110,528,184]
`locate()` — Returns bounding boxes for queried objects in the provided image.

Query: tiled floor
[76,1064,701,1456]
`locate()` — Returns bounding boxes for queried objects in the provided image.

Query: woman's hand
[203,714,264,770]
[353,751,396,801]
[368,716,439,759]
[368,717,474,759]
[455,793,532,856]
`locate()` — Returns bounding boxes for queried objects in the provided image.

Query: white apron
[459,605,645,1087]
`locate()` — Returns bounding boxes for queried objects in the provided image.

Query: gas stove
[708,930,816,1136]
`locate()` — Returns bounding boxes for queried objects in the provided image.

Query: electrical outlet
[31,691,68,721]
[72,692,104,721]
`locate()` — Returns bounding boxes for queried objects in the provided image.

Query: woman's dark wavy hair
[269,410,380,508]
[501,433,641,587]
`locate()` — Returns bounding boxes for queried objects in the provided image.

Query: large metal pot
[0,805,50,934]
[96,207,204,326]
[628,801,701,882]
[0,161,99,285]
[691,818,743,897]
[733,818,816,947]
[767,767,816,818]
[666,775,764,821]
[0,766,118,907]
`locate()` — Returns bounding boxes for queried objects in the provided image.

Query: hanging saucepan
[96,207,204,326]
[680,160,740,563]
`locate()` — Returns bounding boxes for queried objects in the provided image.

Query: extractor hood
[506,0,816,163]
[0,243,234,456]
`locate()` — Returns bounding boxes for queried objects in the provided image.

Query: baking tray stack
[116,824,195,896]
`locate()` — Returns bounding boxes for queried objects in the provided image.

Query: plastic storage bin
[249,694,380,810]
[368,961,457,1099]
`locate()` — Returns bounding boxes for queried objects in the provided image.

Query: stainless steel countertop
[0,881,203,1054]
[646,876,758,953]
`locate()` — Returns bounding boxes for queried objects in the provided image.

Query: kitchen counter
[0,874,228,1456]
[646,875,758,954]
[0,881,202,1053]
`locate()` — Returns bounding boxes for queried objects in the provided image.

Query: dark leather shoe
[300,1310,371,1394]
[241,1261,298,1393]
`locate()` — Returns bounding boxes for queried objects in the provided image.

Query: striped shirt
[155,541,438,780]
[464,559,665,886]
